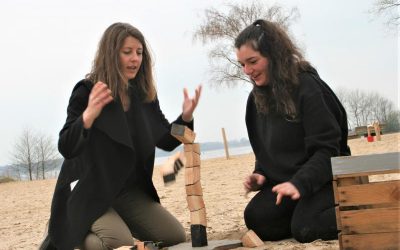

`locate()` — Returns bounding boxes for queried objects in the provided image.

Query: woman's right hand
[243,173,266,195]
[82,82,113,129]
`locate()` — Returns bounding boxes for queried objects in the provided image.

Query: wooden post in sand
[171,124,208,247]
[221,128,230,159]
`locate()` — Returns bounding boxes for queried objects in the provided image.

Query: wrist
[182,114,193,123]
[82,110,94,129]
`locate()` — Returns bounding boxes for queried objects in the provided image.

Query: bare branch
[193,1,299,87]
[371,0,400,28]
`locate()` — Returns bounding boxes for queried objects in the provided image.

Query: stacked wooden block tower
[331,152,400,250]
[169,123,208,247]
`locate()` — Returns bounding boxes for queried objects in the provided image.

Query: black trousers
[244,183,338,243]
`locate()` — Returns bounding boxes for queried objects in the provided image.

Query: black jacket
[246,69,350,197]
[48,80,192,250]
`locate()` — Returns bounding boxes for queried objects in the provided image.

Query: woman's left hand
[182,85,202,122]
[272,182,301,205]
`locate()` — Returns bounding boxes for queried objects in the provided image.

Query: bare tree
[346,90,363,127]
[338,88,398,131]
[193,1,299,87]
[371,0,400,28]
[34,133,58,180]
[10,128,37,181]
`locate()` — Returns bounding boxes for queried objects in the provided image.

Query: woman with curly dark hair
[236,19,350,243]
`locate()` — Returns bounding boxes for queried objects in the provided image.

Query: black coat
[246,68,350,197]
[48,80,192,250]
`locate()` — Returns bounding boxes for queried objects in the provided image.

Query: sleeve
[153,98,194,151]
[58,83,91,159]
[245,93,267,177]
[289,77,342,197]
[253,160,267,176]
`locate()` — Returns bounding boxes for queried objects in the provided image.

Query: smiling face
[236,43,269,86]
[119,36,143,81]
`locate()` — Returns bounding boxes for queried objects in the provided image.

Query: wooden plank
[340,232,400,250]
[335,206,342,230]
[184,143,201,154]
[338,232,344,250]
[337,180,400,206]
[186,181,203,196]
[185,166,201,185]
[331,152,400,176]
[340,207,400,234]
[190,208,207,226]
[337,177,360,186]
[333,181,339,205]
[186,195,205,211]
[184,151,201,168]
[171,123,196,144]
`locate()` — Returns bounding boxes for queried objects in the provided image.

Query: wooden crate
[331,152,400,250]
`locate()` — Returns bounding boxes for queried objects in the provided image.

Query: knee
[244,202,263,229]
[83,232,134,250]
[160,225,186,247]
[291,225,315,243]
[244,204,280,241]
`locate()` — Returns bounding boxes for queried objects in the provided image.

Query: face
[236,43,269,86]
[119,36,143,81]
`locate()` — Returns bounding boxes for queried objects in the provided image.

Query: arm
[58,81,113,159]
[289,80,342,197]
[156,85,202,150]
[58,83,91,159]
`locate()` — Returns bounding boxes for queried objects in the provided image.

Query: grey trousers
[81,187,186,250]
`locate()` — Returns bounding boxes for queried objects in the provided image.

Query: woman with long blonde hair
[41,22,201,250]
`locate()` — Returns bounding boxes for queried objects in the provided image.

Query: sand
[0,133,399,250]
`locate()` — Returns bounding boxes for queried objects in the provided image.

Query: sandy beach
[0,133,399,250]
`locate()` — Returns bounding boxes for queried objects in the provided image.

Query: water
[154,145,253,166]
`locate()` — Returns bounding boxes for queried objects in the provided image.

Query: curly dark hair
[235,19,311,116]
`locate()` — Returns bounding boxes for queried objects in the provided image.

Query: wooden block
[339,206,400,234]
[340,231,400,250]
[171,123,196,143]
[130,241,158,250]
[115,246,134,250]
[190,224,208,247]
[184,151,200,168]
[184,143,201,154]
[186,195,205,211]
[161,153,184,184]
[162,173,175,183]
[190,208,207,226]
[337,180,400,206]
[186,181,203,196]
[241,230,264,248]
[185,166,200,185]
[331,152,400,177]
[174,158,184,173]
[134,242,144,250]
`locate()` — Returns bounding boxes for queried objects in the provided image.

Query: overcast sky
[0,0,398,166]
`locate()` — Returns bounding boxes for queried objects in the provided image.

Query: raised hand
[82,82,113,129]
[182,85,202,122]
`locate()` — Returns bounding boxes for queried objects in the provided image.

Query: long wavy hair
[86,22,156,103]
[235,19,311,116]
